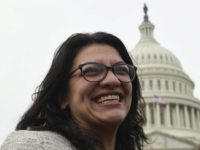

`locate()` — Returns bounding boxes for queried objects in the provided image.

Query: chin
[101,112,127,125]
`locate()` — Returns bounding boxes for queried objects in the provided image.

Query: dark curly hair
[16,32,147,150]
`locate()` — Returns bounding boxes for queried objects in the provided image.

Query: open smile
[96,94,120,104]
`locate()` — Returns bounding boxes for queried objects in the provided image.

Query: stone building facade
[130,5,200,150]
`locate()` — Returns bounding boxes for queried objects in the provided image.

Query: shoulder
[0,130,75,150]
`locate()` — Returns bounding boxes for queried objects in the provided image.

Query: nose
[99,70,121,88]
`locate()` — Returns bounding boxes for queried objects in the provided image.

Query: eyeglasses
[70,62,137,83]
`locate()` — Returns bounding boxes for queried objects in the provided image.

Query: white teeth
[97,95,120,103]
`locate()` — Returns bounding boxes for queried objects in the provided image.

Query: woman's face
[65,44,132,130]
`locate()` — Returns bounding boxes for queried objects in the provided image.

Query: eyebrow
[71,61,126,73]
[112,61,126,65]
[78,61,126,65]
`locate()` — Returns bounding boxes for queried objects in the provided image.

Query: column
[156,104,161,127]
[184,105,189,129]
[166,104,171,128]
[176,104,180,128]
[191,107,196,129]
[146,103,151,127]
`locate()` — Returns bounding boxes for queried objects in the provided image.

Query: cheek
[124,83,132,96]
[125,83,132,107]
[68,79,96,103]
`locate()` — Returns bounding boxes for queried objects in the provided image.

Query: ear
[59,98,69,110]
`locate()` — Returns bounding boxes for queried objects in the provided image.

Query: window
[160,55,163,60]
[160,106,166,126]
[173,81,176,91]
[141,80,145,90]
[184,84,187,94]
[179,106,185,128]
[165,80,169,90]
[148,54,151,60]
[170,105,176,127]
[157,80,161,90]
[154,54,157,60]
[149,80,153,90]
[179,83,182,93]
[194,109,198,128]
[188,108,192,128]
[150,104,155,125]
[142,54,144,60]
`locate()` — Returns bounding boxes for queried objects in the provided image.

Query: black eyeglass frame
[70,62,137,83]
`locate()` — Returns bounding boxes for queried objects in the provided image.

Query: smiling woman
[0,32,147,150]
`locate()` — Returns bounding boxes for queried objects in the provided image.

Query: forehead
[73,44,124,66]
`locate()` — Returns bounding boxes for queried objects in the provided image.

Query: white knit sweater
[0,130,75,150]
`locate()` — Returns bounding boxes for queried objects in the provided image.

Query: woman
[1,32,147,150]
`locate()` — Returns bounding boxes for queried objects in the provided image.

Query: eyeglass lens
[81,63,135,82]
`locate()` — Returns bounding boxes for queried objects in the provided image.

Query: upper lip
[92,90,124,101]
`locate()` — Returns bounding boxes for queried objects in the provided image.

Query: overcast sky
[0,0,200,145]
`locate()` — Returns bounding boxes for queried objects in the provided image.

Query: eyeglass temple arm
[70,67,80,76]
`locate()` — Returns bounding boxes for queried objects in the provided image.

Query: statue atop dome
[144,4,149,21]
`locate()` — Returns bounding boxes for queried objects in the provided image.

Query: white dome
[130,21,182,70]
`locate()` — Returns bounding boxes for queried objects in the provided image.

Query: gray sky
[0,0,200,145]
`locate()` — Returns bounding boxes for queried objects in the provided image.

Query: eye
[114,65,129,75]
[82,64,105,76]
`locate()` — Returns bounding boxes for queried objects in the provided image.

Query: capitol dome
[132,33,182,70]
[130,5,200,149]
[132,22,183,70]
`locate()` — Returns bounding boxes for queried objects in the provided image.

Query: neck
[101,135,116,150]
[77,120,120,150]
[94,125,118,150]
